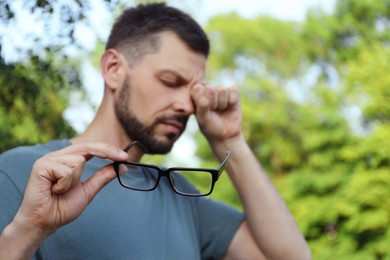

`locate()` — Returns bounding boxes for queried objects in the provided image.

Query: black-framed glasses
[113,141,230,197]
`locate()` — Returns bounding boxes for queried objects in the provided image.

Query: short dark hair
[106,3,209,65]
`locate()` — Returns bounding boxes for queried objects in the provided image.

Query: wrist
[0,214,50,258]
[208,133,248,161]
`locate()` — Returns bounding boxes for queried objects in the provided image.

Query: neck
[70,94,133,154]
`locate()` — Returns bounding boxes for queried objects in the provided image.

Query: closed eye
[156,70,188,88]
[162,80,178,87]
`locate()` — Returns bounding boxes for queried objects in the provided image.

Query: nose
[172,88,194,115]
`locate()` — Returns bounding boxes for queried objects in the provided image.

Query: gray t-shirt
[0,140,244,260]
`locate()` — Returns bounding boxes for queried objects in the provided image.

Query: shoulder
[1,140,70,165]
[0,140,71,184]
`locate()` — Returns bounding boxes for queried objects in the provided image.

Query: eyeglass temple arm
[123,141,148,153]
[217,150,231,177]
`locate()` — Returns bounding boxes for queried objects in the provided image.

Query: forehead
[134,31,207,83]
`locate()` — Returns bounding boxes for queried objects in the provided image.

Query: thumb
[82,164,117,203]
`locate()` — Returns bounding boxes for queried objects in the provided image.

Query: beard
[115,78,188,154]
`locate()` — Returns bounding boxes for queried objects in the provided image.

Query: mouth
[160,120,184,135]
[155,114,188,136]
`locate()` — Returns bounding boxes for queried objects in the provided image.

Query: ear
[100,49,127,91]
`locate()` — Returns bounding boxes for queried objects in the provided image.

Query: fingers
[191,84,240,113]
[47,142,129,162]
[34,142,129,195]
[32,154,85,194]
[49,155,86,194]
[191,84,210,119]
[82,163,118,203]
[218,87,229,110]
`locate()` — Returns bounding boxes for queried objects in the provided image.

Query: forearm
[211,134,311,260]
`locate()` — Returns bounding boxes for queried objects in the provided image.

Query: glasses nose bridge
[161,169,177,190]
[159,168,171,177]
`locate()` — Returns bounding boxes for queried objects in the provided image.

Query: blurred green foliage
[0,56,77,151]
[0,0,97,152]
[200,0,390,258]
[1,0,390,258]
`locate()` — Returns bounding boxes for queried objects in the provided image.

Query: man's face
[115,31,206,154]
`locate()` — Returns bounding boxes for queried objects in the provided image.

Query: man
[0,3,311,259]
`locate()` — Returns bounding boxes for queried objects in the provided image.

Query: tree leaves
[202,0,390,258]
